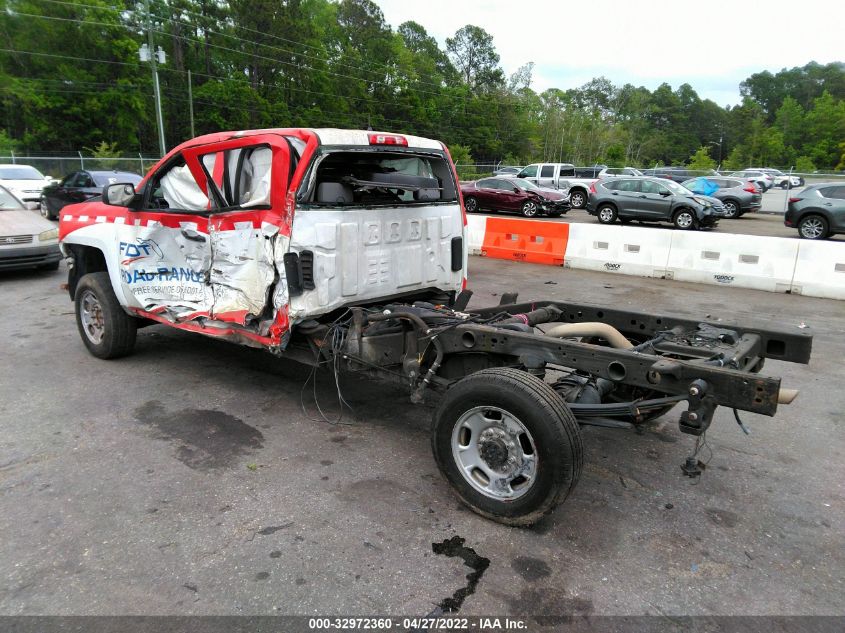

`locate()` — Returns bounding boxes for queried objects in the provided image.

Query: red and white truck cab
[60,128,467,356]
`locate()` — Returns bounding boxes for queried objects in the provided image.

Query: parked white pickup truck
[515,163,597,209]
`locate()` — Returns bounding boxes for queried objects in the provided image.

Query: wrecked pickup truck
[59,128,813,526]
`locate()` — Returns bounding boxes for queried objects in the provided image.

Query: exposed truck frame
[278,289,812,525]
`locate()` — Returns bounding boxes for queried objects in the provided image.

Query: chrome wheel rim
[465,197,477,212]
[676,212,693,228]
[522,202,538,217]
[451,406,538,500]
[800,218,824,239]
[571,193,584,207]
[599,207,614,222]
[80,290,105,344]
[723,202,738,218]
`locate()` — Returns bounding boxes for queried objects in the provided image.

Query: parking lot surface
[0,258,843,618]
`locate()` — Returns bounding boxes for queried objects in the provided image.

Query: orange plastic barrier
[480,218,569,266]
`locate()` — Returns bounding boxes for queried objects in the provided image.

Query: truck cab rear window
[306,151,457,206]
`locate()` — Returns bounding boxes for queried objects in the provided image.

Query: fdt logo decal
[120,238,163,264]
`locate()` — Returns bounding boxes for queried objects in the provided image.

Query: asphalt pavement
[0,258,843,619]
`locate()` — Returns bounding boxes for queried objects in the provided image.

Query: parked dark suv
[784,183,845,239]
[586,176,723,229]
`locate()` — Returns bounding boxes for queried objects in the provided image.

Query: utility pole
[188,69,195,138]
[141,0,166,156]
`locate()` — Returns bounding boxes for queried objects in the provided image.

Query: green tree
[794,156,816,173]
[446,25,504,92]
[688,146,716,170]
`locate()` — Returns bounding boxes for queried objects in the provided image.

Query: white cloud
[375,0,845,105]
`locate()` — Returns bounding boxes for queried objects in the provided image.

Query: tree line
[1,0,844,172]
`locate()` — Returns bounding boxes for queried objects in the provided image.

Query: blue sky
[375,0,845,107]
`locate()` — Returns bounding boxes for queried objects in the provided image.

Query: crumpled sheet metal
[120,222,214,316]
[208,221,277,322]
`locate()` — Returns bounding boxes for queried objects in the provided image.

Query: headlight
[38,228,58,242]
[692,196,710,206]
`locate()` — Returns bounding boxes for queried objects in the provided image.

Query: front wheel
[798,215,828,240]
[673,208,696,230]
[464,196,478,213]
[75,271,138,359]
[569,190,586,209]
[521,200,539,217]
[432,368,583,526]
[597,204,617,224]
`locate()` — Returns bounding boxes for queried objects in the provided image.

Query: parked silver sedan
[0,184,61,271]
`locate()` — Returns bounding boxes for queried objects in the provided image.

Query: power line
[0,47,139,67]
[145,8,451,94]
[12,7,522,113]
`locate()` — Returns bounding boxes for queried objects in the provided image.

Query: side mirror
[513,187,521,193]
[104,182,137,207]
[24,201,39,210]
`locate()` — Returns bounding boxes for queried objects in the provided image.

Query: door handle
[639,195,647,198]
[824,203,833,206]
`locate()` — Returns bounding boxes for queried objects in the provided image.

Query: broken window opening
[201,144,273,211]
[147,157,210,212]
[307,151,457,207]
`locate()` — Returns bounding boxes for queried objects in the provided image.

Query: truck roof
[172,128,443,152]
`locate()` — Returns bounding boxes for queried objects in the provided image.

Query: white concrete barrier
[564,224,673,279]
[665,232,799,293]
[465,216,845,301]
[465,215,487,255]
[791,240,845,300]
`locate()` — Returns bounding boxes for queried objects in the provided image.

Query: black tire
[797,214,828,240]
[432,368,583,526]
[75,271,137,359]
[464,196,478,213]
[569,190,587,209]
[673,208,696,230]
[780,182,789,190]
[521,200,539,217]
[596,204,617,224]
[722,199,740,219]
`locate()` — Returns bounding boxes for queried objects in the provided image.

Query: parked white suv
[746,167,804,189]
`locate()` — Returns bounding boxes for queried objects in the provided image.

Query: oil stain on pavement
[431,536,490,612]
[133,400,263,470]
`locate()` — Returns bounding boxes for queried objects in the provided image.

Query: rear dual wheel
[432,368,583,526]
[569,190,586,209]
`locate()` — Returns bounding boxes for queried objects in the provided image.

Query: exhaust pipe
[543,322,633,349]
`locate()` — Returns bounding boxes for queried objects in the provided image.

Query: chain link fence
[0,155,161,179]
